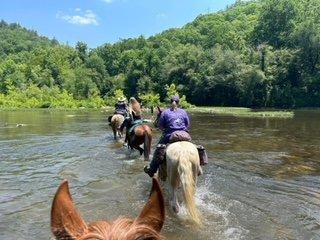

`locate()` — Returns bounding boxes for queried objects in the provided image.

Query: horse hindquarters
[130,125,152,159]
[111,114,124,140]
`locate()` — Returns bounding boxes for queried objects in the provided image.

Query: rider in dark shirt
[120,97,142,146]
[114,97,128,116]
[108,97,128,124]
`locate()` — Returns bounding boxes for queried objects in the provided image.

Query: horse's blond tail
[178,154,201,225]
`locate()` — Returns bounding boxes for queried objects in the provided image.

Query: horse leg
[117,124,122,138]
[168,162,180,213]
[118,130,122,138]
[112,127,117,140]
[198,165,203,176]
[169,183,180,213]
[137,146,144,156]
[168,183,177,213]
[173,187,180,213]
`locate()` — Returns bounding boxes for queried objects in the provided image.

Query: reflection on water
[0,109,320,239]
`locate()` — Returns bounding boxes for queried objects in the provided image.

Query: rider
[144,95,190,177]
[120,97,142,146]
[108,97,128,124]
[108,97,128,125]
[114,97,128,116]
[128,97,142,120]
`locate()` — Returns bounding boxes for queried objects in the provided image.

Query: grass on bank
[189,106,294,118]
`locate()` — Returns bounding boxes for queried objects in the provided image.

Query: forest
[0,0,319,108]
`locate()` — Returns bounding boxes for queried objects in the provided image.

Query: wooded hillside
[1,0,319,108]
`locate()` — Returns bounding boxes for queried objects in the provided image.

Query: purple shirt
[158,108,190,135]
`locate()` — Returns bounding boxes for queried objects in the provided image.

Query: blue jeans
[148,134,169,174]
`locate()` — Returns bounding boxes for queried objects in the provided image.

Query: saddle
[128,119,148,134]
[126,119,149,149]
[168,130,192,143]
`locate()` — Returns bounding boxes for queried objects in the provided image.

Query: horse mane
[153,107,162,128]
[83,218,163,240]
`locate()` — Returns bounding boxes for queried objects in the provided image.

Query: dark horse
[51,178,165,240]
[127,123,152,162]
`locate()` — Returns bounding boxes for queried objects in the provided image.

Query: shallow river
[0,109,320,239]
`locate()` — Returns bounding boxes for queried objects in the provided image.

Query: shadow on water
[0,109,320,239]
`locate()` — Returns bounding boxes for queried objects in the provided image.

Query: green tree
[139,92,160,113]
[253,0,297,48]
[75,41,88,63]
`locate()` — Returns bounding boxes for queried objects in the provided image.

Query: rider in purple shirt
[158,103,190,144]
[144,95,190,177]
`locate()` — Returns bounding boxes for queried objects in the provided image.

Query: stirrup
[144,166,154,177]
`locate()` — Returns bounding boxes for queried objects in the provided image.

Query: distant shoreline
[0,106,299,118]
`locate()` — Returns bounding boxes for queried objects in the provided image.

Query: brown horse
[51,178,165,240]
[110,114,125,140]
[128,124,152,162]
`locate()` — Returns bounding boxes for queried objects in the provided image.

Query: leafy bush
[0,85,105,109]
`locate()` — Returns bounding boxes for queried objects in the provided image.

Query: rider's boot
[144,144,166,177]
[197,145,208,165]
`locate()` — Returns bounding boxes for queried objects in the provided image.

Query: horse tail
[143,128,152,161]
[178,153,201,225]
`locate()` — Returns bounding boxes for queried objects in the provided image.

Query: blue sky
[1,0,236,48]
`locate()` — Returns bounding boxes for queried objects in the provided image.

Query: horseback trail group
[50,95,209,240]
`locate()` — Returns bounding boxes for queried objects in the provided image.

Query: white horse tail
[178,154,201,225]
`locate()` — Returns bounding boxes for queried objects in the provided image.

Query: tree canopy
[1,0,320,108]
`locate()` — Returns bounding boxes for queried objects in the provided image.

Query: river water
[0,109,319,239]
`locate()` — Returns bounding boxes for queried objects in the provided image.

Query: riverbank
[0,105,294,118]
[188,107,294,118]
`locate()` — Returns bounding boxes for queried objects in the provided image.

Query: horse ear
[135,178,165,232]
[51,180,88,239]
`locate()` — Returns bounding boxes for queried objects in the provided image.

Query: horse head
[153,106,163,128]
[51,178,165,240]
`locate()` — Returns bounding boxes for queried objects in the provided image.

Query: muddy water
[0,109,319,239]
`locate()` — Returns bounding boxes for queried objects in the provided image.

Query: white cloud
[56,9,99,26]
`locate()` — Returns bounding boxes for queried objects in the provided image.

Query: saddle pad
[128,119,148,133]
[169,130,191,143]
